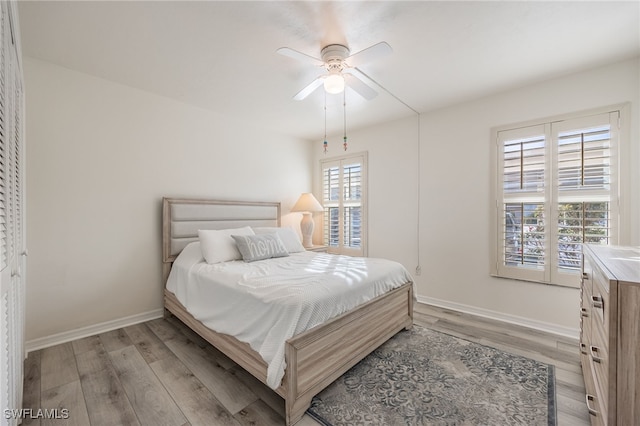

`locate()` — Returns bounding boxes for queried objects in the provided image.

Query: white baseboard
[25,308,165,353]
[416,295,579,340]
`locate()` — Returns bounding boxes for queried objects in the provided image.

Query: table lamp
[291,193,324,248]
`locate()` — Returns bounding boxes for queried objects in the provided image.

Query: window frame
[490,104,628,288]
[320,151,368,256]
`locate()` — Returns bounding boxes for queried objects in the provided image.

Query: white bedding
[166,242,413,389]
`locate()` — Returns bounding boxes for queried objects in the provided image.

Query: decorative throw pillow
[252,227,306,253]
[198,226,254,264]
[231,233,289,262]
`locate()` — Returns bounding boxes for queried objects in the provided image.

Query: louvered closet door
[0,2,25,425]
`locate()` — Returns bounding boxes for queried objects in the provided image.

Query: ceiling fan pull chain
[343,91,348,151]
[324,91,328,154]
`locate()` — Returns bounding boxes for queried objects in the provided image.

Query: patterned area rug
[307,326,556,426]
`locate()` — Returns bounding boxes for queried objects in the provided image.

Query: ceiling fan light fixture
[323,74,345,94]
[278,42,389,100]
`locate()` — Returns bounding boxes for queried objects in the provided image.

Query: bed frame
[162,197,414,425]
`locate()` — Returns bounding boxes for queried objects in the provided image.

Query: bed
[162,197,414,425]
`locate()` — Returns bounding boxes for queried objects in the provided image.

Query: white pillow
[198,226,255,264]
[252,227,305,253]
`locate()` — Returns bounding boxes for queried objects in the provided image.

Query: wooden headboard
[161,197,281,281]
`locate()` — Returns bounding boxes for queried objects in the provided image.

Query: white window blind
[321,153,367,256]
[493,109,621,287]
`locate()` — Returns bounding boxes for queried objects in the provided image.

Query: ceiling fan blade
[276,47,324,67]
[345,42,392,68]
[293,76,324,100]
[343,72,378,100]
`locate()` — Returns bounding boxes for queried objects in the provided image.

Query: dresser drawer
[590,322,609,418]
[580,277,593,348]
[586,391,606,426]
[582,354,600,424]
[590,264,610,346]
[587,390,607,426]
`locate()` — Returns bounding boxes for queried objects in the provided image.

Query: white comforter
[166,242,413,389]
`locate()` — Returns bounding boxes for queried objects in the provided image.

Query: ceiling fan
[277,42,392,101]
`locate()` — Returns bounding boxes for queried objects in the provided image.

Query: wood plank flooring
[22,303,590,425]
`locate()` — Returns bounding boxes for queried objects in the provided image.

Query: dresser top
[585,244,640,284]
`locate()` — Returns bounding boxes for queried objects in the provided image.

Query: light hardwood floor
[22,303,590,425]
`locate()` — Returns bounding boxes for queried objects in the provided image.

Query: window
[491,107,625,287]
[321,153,367,256]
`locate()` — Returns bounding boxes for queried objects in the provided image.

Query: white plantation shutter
[493,109,621,287]
[0,2,25,425]
[321,153,367,256]
[497,124,549,283]
[322,162,340,248]
[342,162,362,249]
[551,113,617,286]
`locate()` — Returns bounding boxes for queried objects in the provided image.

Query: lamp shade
[291,193,323,213]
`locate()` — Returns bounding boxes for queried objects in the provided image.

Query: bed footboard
[284,282,414,425]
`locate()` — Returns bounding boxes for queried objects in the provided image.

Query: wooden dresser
[580,244,640,426]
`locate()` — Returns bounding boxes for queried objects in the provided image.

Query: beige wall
[25,57,313,344]
[314,57,639,336]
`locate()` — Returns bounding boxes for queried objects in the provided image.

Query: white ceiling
[18,1,640,141]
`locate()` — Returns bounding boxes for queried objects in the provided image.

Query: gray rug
[307,326,556,426]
